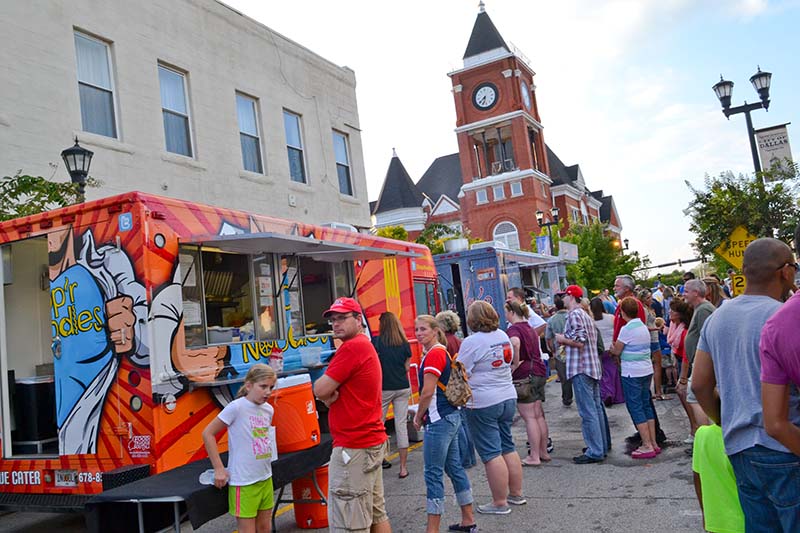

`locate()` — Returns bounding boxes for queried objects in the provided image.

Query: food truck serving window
[179,245,277,346]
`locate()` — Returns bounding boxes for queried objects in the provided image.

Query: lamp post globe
[61,137,93,202]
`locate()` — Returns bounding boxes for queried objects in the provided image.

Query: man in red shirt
[314,297,391,533]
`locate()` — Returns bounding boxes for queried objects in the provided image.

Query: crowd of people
[197,227,800,533]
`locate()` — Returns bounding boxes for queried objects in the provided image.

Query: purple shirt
[760,291,800,386]
[508,322,546,379]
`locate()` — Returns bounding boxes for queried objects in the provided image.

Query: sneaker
[683,435,695,445]
[448,524,478,532]
[547,437,554,453]
[507,494,527,505]
[382,459,391,469]
[477,503,512,515]
[573,454,603,464]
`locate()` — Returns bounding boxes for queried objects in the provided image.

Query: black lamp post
[623,238,629,251]
[535,206,559,255]
[61,137,93,202]
[712,67,772,178]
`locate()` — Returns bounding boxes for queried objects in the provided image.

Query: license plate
[55,470,77,487]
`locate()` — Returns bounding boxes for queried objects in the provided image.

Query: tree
[559,220,646,291]
[415,223,458,255]
[0,173,101,221]
[376,225,409,241]
[685,164,800,262]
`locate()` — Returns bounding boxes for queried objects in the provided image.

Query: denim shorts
[466,398,517,463]
[621,375,655,426]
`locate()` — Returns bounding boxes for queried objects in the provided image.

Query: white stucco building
[0,0,370,227]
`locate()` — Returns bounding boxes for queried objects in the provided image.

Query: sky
[223,0,799,272]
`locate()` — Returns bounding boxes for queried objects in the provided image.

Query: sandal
[448,524,478,532]
[398,470,409,479]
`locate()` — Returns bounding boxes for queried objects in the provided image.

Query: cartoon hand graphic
[107,295,135,354]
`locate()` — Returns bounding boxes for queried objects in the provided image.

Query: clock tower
[449,3,554,249]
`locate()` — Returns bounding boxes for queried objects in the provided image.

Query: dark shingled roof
[369,200,377,215]
[373,154,424,214]
[416,153,463,207]
[545,145,572,186]
[463,10,509,59]
[590,190,614,223]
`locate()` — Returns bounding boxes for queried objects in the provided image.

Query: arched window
[493,221,520,250]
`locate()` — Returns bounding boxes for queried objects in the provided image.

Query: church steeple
[373,150,423,215]
[462,3,509,64]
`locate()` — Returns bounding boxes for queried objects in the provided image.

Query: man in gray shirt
[693,238,800,531]
[676,279,715,442]
[545,295,572,406]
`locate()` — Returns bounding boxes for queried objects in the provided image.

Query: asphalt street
[1,378,704,532]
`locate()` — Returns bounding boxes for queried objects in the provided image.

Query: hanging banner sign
[755,123,793,180]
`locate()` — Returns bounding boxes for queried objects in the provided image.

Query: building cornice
[455,110,543,134]
[460,168,549,196]
[448,51,515,77]
[550,184,583,202]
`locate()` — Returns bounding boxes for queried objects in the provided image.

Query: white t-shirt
[594,314,615,351]
[617,319,653,378]
[527,311,546,330]
[218,396,275,486]
[457,329,516,409]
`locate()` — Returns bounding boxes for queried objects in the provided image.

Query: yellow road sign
[715,226,758,270]
[731,274,746,297]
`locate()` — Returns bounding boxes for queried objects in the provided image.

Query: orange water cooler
[268,374,320,453]
[291,465,329,529]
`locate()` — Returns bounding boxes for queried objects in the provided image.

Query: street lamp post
[535,206,559,255]
[623,238,629,251]
[712,67,772,178]
[61,137,94,202]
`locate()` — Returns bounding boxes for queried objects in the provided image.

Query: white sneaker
[683,435,694,445]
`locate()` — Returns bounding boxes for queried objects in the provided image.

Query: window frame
[510,181,523,197]
[571,207,580,222]
[332,130,353,196]
[476,189,488,204]
[74,31,118,139]
[236,92,264,174]
[492,184,505,201]
[158,64,194,157]
[283,110,307,184]
[493,221,521,250]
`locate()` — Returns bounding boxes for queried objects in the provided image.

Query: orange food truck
[0,192,437,516]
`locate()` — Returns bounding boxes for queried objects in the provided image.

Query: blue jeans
[423,411,473,515]
[466,398,517,463]
[621,375,655,426]
[728,445,800,532]
[572,373,609,459]
[457,408,476,469]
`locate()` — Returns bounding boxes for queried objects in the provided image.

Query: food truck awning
[184,232,420,262]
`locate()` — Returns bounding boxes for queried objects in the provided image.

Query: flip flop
[521,460,541,467]
[631,449,657,459]
[398,471,409,479]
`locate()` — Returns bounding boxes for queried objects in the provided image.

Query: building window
[541,182,546,197]
[493,184,505,201]
[74,32,117,138]
[476,189,488,204]
[333,131,352,195]
[510,181,523,197]
[236,93,263,173]
[158,65,192,157]
[493,221,520,250]
[283,111,306,183]
[571,208,580,222]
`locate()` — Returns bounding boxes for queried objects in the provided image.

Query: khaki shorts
[328,441,389,532]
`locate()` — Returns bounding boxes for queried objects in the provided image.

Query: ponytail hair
[504,299,528,319]
[236,363,277,398]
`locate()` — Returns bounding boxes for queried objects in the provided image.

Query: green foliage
[641,269,686,288]
[530,220,565,254]
[559,220,647,291]
[376,225,409,242]
[415,223,458,255]
[0,173,102,221]
[685,164,800,260]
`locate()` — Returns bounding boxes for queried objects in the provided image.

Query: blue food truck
[434,242,570,335]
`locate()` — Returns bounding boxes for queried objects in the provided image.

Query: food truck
[0,191,437,510]
[434,242,568,335]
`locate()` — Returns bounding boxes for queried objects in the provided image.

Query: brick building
[373,4,622,250]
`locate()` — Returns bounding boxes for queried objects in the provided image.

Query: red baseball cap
[558,285,583,298]
[323,297,363,317]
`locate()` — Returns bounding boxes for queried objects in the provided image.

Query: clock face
[472,82,498,110]
[520,81,531,110]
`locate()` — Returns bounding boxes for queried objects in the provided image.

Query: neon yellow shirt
[692,425,745,533]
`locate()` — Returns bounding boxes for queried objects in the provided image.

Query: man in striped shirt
[555,285,609,464]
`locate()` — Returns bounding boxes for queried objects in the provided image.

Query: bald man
[692,238,800,531]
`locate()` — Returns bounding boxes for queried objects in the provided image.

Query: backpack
[436,353,472,407]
